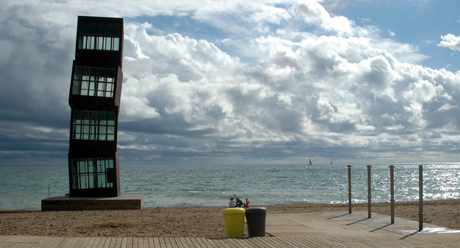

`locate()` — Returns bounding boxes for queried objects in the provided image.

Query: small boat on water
[330,159,333,164]
[309,159,312,165]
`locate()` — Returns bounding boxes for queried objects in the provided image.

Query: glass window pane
[108,111,116,125]
[97,159,104,172]
[72,81,81,95]
[89,82,97,96]
[88,159,96,173]
[97,83,106,97]
[90,126,98,140]
[107,134,115,141]
[107,69,116,82]
[104,23,112,36]
[106,83,114,92]
[98,173,106,188]
[73,110,81,124]
[107,158,114,168]
[82,110,90,124]
[78,36,86,49]
[105,37,111,51]
[80,174,88,189]
[90,111,98,125]
[96,37,104,50]
[96,22,104,36]
[79,160,87,173]
[81,81,89,95]
[90,67,98,82]
[87,36,95,49]
[74,66,82,80]
[72,125,80,139]
[82,67,90,80]
[88,22,96,35]
[112,37,119,51]
[72,174,79,189]
[99,126,107,140]
[82,125,89,135]
[88,174,95,188]
[71,159,78,174]
[99,68,107,82]
[99,111,107,125]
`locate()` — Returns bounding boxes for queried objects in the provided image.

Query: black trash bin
[245,207,267,237]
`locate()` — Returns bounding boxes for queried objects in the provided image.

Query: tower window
[78,21,121,51]
[72,66,116,98]
[70,157,115,190]
[72,110,116,141]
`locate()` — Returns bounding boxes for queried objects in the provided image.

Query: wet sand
[1,199,459,237]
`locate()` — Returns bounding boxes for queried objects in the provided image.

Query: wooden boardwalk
[2,234,460,248]
[3,211,460,247]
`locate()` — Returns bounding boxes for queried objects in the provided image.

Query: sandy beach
[1,199,460,237]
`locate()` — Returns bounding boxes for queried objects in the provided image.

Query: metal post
[367,165,372,218]
[419,165,423,231]
[347,165,352,214]
[390,165,395,224]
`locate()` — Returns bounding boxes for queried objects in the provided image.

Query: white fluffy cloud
[439,34,460,52]
[1,0,460,165]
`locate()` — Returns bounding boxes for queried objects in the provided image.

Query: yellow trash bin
[223,208,246,238]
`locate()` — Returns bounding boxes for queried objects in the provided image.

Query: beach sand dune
[1,199,459,237]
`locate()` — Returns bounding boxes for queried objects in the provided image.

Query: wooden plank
[146,237,155,248]
[63,237,83,248]
[264,237,292,248]
[17,236,45,248]
[203,237,220,248]
[138,237,146,248]
[153,237,161,248]
[36,237,62,248]
[100,237,112,248]
[181,237,197,248]
[192,237,209,248]
[87,237,101,248]
[217,238,240,248]
[157,237,167,248]
[209,238,233,248]
[90,237,102,248]
[112,237,123,248]
[120,237,129,248]
[178,238,192,248]
[245,237,274,248]
[281,236,307,247]
[127,237,135,248]
[164,237,174,248]
[169,238,183,248]
[53,237,75,248]
[77,237,92,248]
[188,237,201,248]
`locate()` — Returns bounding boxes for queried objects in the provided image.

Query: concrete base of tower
[41,194,143,211]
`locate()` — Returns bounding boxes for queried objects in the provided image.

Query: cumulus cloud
[439,34,460,52]
[1,0,460,165]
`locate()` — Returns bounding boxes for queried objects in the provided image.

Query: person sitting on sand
[229,197,235,207]
[236,198,244,207]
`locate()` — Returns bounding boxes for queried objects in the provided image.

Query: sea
[1,163,460,210]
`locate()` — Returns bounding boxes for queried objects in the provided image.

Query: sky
[0,0,460,166]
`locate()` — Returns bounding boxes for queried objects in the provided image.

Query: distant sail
[309,159,312,165]
[330,160,333,164]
